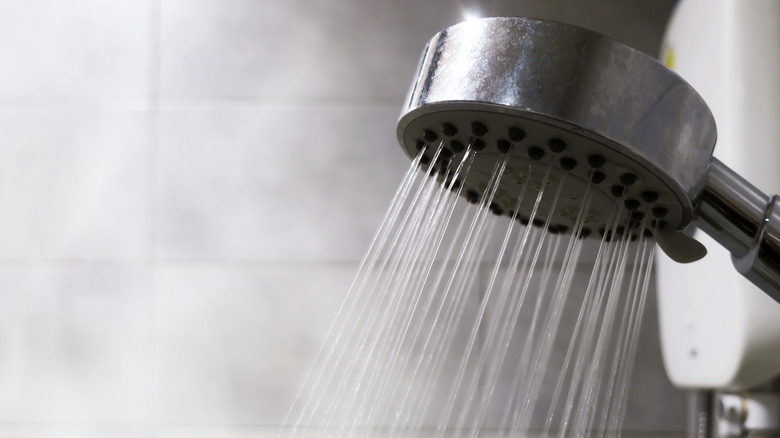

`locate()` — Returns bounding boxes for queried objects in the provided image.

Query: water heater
[657,0,780,390]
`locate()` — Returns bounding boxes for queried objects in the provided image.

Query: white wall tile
[0,110,151,259]
[159,0,459,101]
[153,261,483,428]
[155,106,409,261]
[0,263,152,423]
[153,262,353,424]
[0,0,153,102]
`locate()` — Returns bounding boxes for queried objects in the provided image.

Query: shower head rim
[397,16,717,231]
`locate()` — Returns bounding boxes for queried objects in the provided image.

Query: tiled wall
[0,1,683,437]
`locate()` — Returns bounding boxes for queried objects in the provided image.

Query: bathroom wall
[0,1,682,437]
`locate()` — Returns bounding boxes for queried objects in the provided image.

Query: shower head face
[397,17,717,233]
[403,108,681,234]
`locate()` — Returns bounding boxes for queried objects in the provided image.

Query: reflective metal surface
[396,17,780,301]
[732,195,780,303]
[399,17,717,226]
[687,391,714,438]
[694,159,780,301]
[695,159,768,258]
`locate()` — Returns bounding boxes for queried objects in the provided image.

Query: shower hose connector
[695,159,780,302]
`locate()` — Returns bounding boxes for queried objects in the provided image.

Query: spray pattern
[283,144,657,438]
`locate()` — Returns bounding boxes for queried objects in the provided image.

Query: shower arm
[694,158,780,302]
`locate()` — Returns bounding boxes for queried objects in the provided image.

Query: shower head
[396,17,780,301]
[398,17,714,236]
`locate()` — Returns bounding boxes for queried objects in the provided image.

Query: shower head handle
[696,159,780,301]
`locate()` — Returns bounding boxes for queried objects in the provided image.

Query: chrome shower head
[396,17,780,301]
[397,17,715,235]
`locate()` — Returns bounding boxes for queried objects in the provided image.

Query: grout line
[0,97,404,111]
[148,0,162,425]
[0,258,362,268]
[0,100,155,111]
[149,0,161,262]
[155,97,405,109]
[0,422,687,433]
[0,257,629,273]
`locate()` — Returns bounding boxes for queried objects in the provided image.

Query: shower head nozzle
[397,17,717,236]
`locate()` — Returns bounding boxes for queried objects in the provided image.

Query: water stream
[283,146,657,438]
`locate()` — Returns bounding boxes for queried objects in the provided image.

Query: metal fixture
[716,392,780,438]
[395,17,780,302]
